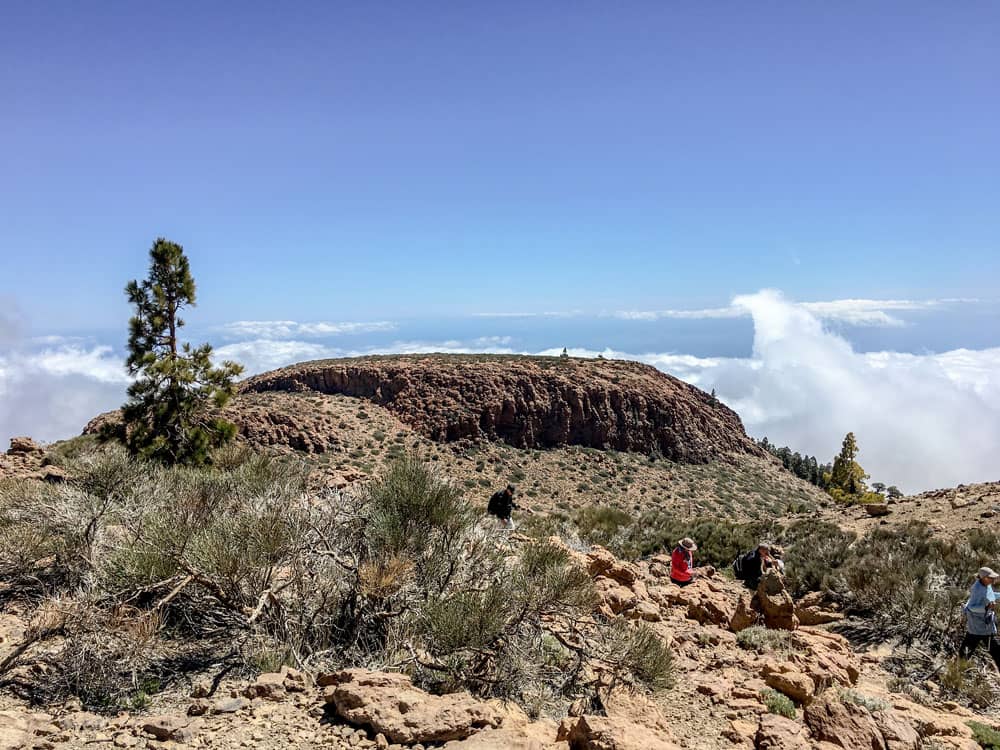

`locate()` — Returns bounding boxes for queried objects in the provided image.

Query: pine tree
[118,238,243,465]
[828,432,870,497]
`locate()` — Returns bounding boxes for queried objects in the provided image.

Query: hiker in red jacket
[671,537,698,586]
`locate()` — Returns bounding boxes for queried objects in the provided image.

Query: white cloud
[564,291,1000,492]
[219,320,396,339]
[4,293,998,493]
[0,344,130,445]
[214,340,342,374]
[471,311,584,319]
[612,297,976,327]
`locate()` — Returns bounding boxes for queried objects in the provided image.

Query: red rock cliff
[241,355,764,463]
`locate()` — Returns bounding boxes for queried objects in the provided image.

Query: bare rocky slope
[240,355,765,463]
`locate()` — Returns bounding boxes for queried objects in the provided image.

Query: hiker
[771,545,786,575]
[670,537,697,587]
[960,567,1000,669]
[733,542,778,589]
[487,483,519,530]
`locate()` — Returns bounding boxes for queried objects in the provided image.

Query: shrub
[736,625,795,655]
[940,659,995,708]
[614,514,775,567]
[763,688,796,718]
[838,688,889,713]
[574,506,632,547]
[968,721,1000,749]
[595,620,675,693]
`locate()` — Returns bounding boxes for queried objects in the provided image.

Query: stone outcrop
[804,696,887,750]
[321,669,502,744]
[240,355,765,462]
[755,713,811,750]
[755,570,799,631]
[557,714,681,750]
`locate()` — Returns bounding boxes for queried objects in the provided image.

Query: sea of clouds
[2,291,997,493]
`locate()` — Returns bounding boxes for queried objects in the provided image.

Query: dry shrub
[2,447,667,715]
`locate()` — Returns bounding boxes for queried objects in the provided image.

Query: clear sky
[2,3,999,491]
[2,2,998,331]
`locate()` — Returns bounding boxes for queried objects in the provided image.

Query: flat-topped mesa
[241,354,765,463]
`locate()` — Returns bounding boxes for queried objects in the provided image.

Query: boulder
[322,668,502,744]
[443,727,563,749]
[754,714,811,750]
[141,715,196,742]
[794,592,844,626]
[873,709,920,750]
[587,547,639,586]
[595,577,638,616]
[755,571,798,631]
[8,437,43,454]
[804,697,886,750]
[761,662,815,705]
[557,715,681,750]
[730,594,758,632]
[864,503,890,517]
[626,600,661,622]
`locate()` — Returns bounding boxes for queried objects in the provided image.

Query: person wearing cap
[960,567,1000,669]
[487,483,520,530]
[733,542,777,589]
[670,538,698,587]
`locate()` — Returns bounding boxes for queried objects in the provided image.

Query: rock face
[321,669,502,744]
[241,355,765,463]
[804,697,887,750]
[755,570,799,631]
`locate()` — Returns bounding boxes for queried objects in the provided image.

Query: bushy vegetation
[736,625,795,655]
[968,720,1000,749]
[0,448,671,713]
[611,514,776,565]
[762,688,796,718]
[837,688,889,713]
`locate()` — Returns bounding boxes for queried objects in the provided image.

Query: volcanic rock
[241,355,765,462]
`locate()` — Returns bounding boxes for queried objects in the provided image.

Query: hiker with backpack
[732,542,779,589]
[670,537,698,587]
[487,483,520,530]
[960,567,1000,670]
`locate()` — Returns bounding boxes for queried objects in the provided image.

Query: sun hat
[978,567,999,580]
[758,541,772,551]
[679,537,697,551]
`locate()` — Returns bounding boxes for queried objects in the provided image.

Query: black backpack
[487,491,504,518]
[732,551,749,580]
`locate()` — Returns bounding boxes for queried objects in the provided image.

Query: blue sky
[2,2,998,331]
[2,3,998,489]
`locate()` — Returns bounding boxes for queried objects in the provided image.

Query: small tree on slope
[118,238,243,465]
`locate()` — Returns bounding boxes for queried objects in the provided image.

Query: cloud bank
[220,320,396,339]
[2,293,997,493]
[552,291,1000,492]
[612,297,976,327]
[0,343,129,445]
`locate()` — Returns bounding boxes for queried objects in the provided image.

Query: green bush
[574,506,632,547]
[970,721,1000,749]
[614,514,775,567]
[762,688,796,718]
[736,625,795,655]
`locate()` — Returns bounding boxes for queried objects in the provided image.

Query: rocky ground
[821,480,1000,539]
[1,537,994,750]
